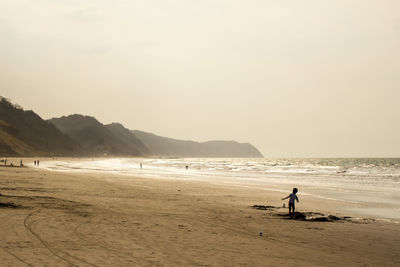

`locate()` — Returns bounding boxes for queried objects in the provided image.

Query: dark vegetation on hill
[48,115,148,156]
[0,97,80,156]
[132,130,263,158]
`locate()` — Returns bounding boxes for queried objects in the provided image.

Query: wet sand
[0,165,399,266]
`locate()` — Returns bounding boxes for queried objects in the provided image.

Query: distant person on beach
[37,160,40,166]
[282,188,299,217]
[34,160,36,166]
[20,160,23,167]
[4,159,6,166]
[185,165,188,170]
[140,163,142,169]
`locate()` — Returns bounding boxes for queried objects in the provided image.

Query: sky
[1,0,399,157]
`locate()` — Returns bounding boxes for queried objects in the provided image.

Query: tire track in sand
[23,209,100,267]
[1,247,33,267]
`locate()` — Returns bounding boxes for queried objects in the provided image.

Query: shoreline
[0,166,399,266]
[3,157,400,223]
[38,157,400,223]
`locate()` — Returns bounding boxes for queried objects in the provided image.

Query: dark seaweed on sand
[252,205,352,222]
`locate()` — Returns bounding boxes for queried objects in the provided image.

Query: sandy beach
[0,161,399,266]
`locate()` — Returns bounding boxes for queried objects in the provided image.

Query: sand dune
[0,164,399,266]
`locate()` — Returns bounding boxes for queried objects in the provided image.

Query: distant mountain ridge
[49,115,262,158]
[0,96,263,158]
[105,123,150,155]
[132,130,263,158]
[49,115,148,156]
[0,97,80,156]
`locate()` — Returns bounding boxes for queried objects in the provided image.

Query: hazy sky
[1,0,400,157]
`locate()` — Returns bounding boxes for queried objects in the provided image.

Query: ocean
[40,157,400,222]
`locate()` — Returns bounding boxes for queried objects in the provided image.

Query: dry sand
[0,163,399,266]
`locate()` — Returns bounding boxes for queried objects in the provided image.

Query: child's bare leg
[289,203,294,216]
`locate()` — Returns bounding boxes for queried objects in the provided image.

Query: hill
[0,97,80,156]
[0,96,263,158]
[132,130,263,158]
[105,123,150,155]
[49,115,147,156]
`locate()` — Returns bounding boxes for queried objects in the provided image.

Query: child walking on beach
[282,188,299,217]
